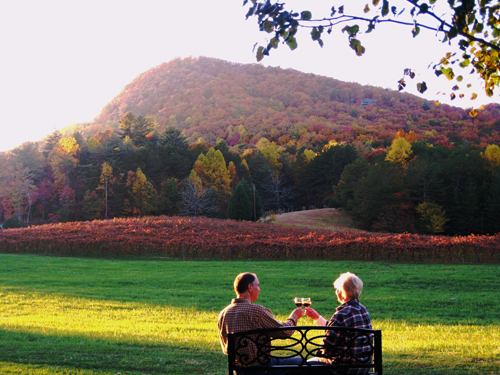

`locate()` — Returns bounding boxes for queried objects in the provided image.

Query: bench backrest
[228,326,382,374]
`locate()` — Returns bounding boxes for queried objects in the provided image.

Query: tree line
[1,112,499,235]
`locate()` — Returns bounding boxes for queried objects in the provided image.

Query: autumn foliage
[0,216,498,263]
[70,57,500,148]
[2,57,499,237]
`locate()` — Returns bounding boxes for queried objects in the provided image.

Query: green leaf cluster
[244,0,500,101]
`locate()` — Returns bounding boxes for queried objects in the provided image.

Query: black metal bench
[227,326,382,374]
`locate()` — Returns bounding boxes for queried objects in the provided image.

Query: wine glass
[302,297,312,308]
[293,297,312,317]
[294,297,303,308]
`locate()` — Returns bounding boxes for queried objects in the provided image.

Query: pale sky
[0,0,496,152]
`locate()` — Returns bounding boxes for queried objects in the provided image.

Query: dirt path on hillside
[272,208,365,232]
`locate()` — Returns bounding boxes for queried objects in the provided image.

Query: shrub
[2,216,25,229]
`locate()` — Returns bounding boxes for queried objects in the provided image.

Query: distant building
[360,99,377,107]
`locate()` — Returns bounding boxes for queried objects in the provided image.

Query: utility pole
[253,183,256,221]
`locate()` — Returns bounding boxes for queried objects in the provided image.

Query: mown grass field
[272,208,365,232]
[0,254,499,375]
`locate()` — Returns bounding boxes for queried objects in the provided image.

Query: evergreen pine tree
[228,180,253,221]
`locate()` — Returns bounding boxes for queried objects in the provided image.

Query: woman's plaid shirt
[218,297,298,363]
[321,298,373,375]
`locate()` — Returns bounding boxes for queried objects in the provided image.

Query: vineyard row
[0,216,499,263]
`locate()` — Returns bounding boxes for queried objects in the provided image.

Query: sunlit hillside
[63,56,500,148]
[3,56,499,236]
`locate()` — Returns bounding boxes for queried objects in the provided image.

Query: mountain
[63,56,500,149]
[3,57,499,235]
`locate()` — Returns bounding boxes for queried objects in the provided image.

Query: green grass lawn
[0,254,499,374]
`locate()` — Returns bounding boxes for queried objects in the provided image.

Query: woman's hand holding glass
[304,307,320,320]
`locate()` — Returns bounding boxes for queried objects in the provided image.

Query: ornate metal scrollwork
[228,326,382,374]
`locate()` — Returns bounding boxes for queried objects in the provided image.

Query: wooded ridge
[1,57,499,236]
[63,57,500,149]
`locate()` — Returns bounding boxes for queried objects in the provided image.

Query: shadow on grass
[0,330,226,375]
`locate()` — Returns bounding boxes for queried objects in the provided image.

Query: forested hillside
[64,56,500,148]
[1,57,499,236]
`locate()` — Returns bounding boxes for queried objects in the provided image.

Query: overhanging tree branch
[244,0,500,105]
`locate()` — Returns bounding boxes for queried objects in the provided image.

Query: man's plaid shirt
[218,297,298,363]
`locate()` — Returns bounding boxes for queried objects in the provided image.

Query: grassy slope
[272,208,365,232]
[1,254,499,375]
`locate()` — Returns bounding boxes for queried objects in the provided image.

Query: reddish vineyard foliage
[0,216,498,263]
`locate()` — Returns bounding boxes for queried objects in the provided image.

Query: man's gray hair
[234,272,257,295]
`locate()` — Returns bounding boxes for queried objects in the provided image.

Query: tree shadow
[0,329,225,375]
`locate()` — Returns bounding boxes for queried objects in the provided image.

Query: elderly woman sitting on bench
[305,272,373,375]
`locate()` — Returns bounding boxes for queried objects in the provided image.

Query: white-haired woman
[305,272,372,374]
